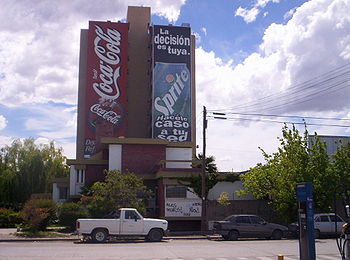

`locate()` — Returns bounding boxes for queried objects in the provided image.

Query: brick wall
[85,165,107,186]
[122,144,166,174]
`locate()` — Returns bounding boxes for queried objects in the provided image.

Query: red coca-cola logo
[92,24,122,101]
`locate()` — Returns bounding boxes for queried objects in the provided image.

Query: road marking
[283,256,298,260]
[216,258,228,260]
[257,257,274,260]
[318,255,341,260]
[236,257,250,260]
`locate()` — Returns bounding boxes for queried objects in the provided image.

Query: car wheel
[147,229,163,242]
[228,230,239,241]
[314,229,320,239]
[92,229,108,243]
[271,229,283,240]
[222,235,229,240]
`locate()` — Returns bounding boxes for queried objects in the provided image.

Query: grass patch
[15,231,71,238]
[14,226,75,238]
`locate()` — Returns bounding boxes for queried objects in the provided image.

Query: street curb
[0,235,220,243]
[0,238,79,242]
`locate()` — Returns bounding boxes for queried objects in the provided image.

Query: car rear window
[235,216,251,224]
[329,215,343,222]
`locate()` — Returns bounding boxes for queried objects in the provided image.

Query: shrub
[21,199,57,232]
[0,208,21,228]
[57,202,88,230]
[217,192,231,206]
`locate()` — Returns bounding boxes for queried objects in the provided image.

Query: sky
[1,0,350,172]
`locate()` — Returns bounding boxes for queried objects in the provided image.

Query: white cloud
[0,135,13,148]
[201,27,207,36]
[0,0,186,107]
[196,0,350,170]
[22,104,77,154]
[193,32,201,43]
[284,8,297,20]
[235,7,260,23]
[0,115,7,130]
[256,0,280,8]
[235,0,280,23]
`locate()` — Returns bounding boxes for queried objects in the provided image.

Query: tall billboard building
[65,6,200,230]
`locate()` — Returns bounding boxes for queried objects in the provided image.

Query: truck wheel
[228,230,238,241]
[92,229,108,243]
[147,229,163,242]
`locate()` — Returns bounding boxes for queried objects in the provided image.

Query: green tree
[240,124,331,223]
[57,202,88,230]
[192,154,218,173]
[176,154,240,199]
[174,154,219,199]
[329,142,350,203]
[80,170,149,217]
[20,199,57,232]
[0,138,69,207]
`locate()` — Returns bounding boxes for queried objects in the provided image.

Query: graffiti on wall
[165,200,201,217]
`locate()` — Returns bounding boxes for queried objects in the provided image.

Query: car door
[234,216,253,237]
[314,215,330,234]
[120,210,144,234]
[249,215,270,237]
[329,214,346,234]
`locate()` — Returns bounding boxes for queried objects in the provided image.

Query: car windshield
[223,215,234,221]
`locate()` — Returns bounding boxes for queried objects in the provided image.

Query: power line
[253,78,350,112]
[207,115,350,128]
[209,111,350,122]
[212,62,350,113]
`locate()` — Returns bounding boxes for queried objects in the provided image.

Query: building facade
[64,6,201,230]
[308,135,350,157]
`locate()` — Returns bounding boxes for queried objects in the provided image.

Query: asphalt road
[0,238,342,260]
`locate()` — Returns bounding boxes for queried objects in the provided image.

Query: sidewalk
[0,228,220,242]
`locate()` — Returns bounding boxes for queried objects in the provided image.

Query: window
[104,210,120,219]
[58,187,68,200]
[235,216,251,224]
[166,186,187,198]
[125,210,140,220]
[250,216,265,224]
[320,216,329,222]
[76,169,85,184]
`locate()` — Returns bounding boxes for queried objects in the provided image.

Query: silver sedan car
[213,214,288,240]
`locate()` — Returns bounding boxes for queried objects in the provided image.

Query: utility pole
[201,106,207,233]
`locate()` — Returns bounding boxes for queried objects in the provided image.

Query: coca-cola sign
[84,21,128,158]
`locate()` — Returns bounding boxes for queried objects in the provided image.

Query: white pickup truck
[76,208,168,242]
